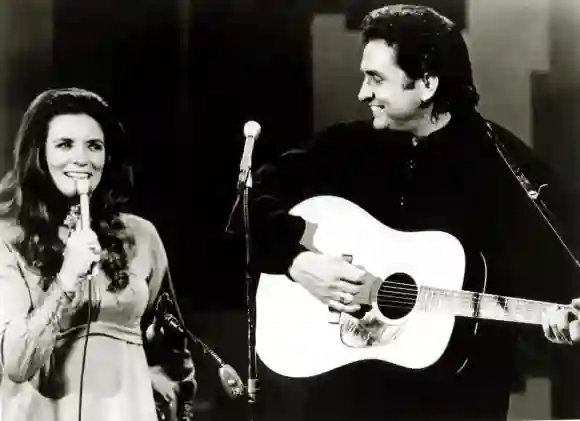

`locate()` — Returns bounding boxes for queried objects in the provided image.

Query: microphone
[146,293,185,344]
[149,312,186,343]
[74,178,100,280]
[147,294,245,400]
[75,178,91,230]
[218,364,245,400]
[238,120,261,190]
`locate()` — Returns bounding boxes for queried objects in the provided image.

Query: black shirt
[248,113,577,421]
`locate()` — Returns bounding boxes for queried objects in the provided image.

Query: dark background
[51,1,314,419]
[2,1,580,420]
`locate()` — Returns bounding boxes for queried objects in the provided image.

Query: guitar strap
[484,122,549,211]
[483,120,580,272]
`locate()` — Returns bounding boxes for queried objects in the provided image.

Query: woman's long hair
[0,88,135,291]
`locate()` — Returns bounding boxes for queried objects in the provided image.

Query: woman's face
[45,113,106,197]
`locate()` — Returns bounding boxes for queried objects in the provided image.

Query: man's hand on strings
[542,298,580,345]
[288,251,369,313]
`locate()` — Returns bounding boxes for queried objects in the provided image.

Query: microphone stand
[225,121,262,419]
[240,168,259,418]
[225,161,259,420]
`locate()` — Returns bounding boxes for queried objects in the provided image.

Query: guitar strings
[365,279,550,317]
[370,298,544,322]
[373,292,546,313]
[372,279,553,306]
[369,300,543,322]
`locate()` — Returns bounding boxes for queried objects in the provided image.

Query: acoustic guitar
[255,195,569,378]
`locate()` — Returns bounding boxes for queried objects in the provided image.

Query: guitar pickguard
[339,308,403,348]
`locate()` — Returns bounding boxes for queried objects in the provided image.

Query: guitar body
[256,196,485,378]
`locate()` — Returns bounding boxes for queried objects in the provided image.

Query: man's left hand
[542,299,580,345]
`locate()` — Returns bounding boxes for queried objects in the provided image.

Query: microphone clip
[237,169,253,193]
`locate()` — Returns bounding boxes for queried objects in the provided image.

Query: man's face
[358,39,425,131]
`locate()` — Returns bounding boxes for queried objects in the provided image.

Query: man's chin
[372,117,389,130]
[372,116,399,131]
[373,116,411,132]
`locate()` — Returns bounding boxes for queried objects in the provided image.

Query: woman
[0,88,194,421]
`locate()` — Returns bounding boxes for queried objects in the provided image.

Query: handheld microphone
[238,120,261,189]
[75,178,91,230]
[74,178,100,280]
[73,177,94,421]
[218,364,245,400]
[152,312,186,342]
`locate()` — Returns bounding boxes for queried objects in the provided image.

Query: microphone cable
[163,264,245,400]
[74,226,244,421]
[66,200,94,421]
[58,202,92,421]
[77,274,92,421]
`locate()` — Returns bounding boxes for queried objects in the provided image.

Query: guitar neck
[417,286,560,325]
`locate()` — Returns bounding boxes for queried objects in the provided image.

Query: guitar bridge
[341,317,375,346]
[339,310,401,348]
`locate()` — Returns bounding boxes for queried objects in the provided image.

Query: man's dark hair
[361,4,480,119]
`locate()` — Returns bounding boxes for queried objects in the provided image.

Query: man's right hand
[288,251,367,313]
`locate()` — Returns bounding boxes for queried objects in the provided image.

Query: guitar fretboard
[417,286,559,325]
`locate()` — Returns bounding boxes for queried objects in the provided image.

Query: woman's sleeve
[146,221,168,310]
[0,240,79,383]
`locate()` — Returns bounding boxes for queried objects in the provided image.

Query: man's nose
[358,82,373,103]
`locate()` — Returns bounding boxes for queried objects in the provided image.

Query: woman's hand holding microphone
[57,227,102,295]
[57,178,102,296]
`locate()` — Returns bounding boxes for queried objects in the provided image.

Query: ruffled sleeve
[0,237,78,383]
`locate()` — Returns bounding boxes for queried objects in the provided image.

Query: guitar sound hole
[377,272,418,320]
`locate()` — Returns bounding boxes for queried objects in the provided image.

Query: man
[248,5,577,421]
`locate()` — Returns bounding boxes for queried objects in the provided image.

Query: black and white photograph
[0,1,580,421]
